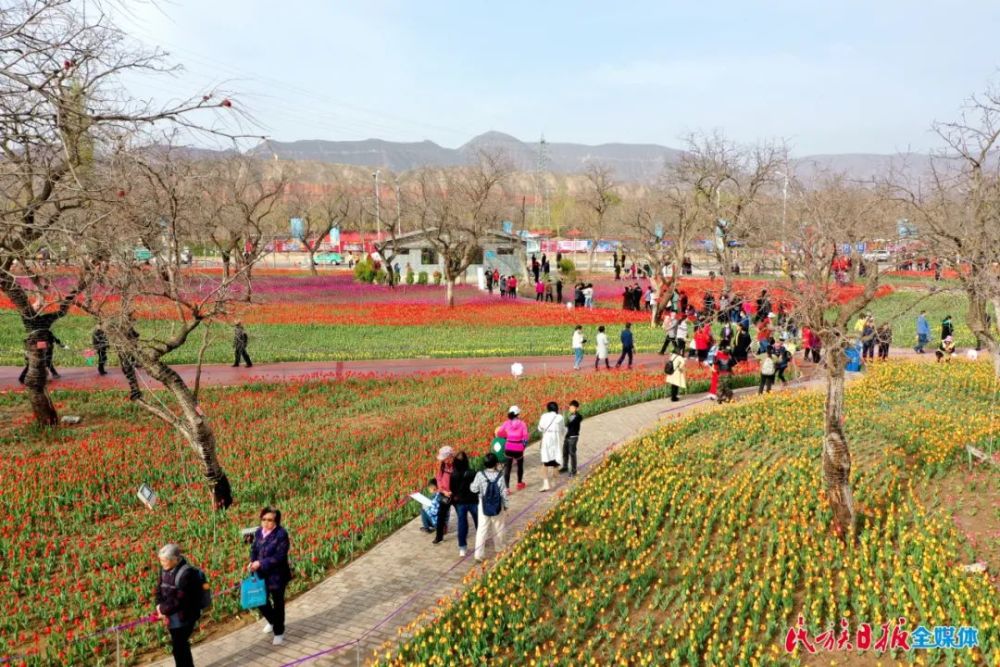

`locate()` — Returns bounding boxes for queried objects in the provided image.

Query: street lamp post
[373,170,381,240]
[395,184,401,236]
[776,170,789,255]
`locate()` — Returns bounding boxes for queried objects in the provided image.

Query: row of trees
[3,2,997,527]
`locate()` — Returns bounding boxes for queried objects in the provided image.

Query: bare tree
[204,156,284,300]
[0,0,244,425]
[288,179,353,275]
[892,84,1000,376]
[408,151,511,306]
[579,163,620,273]
[677,131,784,290]
[776,174,888,538]
[85,150,242,509]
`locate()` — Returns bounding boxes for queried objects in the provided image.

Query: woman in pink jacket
[496,405,528,491]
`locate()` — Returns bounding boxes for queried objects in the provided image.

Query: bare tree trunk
[220,250,231,279]
[24,331,58,426]
[141,359,233,509]
[822,345,855,538]
[307,245,318,276]
[243,262,253,303]
[587,243,597,274]
[445,278,455,308]
[992,297,1000,378]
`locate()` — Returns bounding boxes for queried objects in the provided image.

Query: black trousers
[233,347,252,367]
[862,341,875,359]
[670,383,680,401]
[562,435,579,474]
[758,374,775,394]
[504,449,524,486]
[595,355,610,369]
[169,624,195,667]
[878,343,889,359]
[776,367,787,383]
[258,586,287,635]
[435,496,453,541]
[96,348,108,374]
[658,336,674,355]
[615,346,634,368]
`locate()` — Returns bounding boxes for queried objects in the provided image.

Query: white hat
[436,445,454,461]
[508,405,521,415]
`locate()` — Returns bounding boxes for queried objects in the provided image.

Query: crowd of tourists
[420,401,584,563]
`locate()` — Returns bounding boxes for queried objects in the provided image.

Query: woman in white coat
[537,401,566,491]
[594,326,610,370]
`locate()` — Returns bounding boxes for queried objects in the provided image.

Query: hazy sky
[117,1,1000,155]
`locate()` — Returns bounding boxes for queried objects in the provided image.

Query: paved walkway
[0,347,927,392]
[145,378,814,667]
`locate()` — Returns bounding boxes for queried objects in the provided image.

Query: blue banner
[290,217,304,240]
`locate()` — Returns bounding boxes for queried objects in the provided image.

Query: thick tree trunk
[307,247,318,276]
[24,330,58,426]
[822,345,855,538]
[587,244,598,274]
[243,263,253,303]
[142,359,233,509]
[220,251,231,279]
[445,278,455,308]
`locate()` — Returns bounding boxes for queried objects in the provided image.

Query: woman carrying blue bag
[248,506,292,646]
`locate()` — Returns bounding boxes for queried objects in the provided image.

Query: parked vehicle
[312,252,344,266]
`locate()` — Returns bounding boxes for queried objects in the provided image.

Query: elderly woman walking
[537,401,566,492]
[432,446,455,544]
[249,506,292,645]
[154,544,204,667]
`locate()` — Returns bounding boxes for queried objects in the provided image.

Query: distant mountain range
[246,131,930,183]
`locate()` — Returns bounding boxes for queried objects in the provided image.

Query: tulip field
[0,271,978,368]
[378,361,1000,666]
[0,366,762,665]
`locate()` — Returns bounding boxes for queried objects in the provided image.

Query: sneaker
[517,482,526,491]
[708,394,717,400]
[432,537,443,545]
[558,467,568,474]
[262,623,273,634]
[272,635,284,646]
[459,548,467,557]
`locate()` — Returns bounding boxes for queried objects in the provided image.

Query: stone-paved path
[146,378,817,667]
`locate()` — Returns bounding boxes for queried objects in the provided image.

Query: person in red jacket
[694,322,713,363]
[506,275,517,299]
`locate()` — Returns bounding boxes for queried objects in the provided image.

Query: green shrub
[558,258,575,274]
[405,266,415,285]
[353,257,376,283]
[374,269,388,285]
[417,271,428,285]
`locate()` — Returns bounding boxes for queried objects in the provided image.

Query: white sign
[137,484,157,510]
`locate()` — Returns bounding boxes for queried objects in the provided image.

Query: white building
[377,228,526,281]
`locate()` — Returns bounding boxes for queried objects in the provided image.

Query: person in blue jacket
[915,311,930,353]
[615,322,635,369]
[249,507,292,646]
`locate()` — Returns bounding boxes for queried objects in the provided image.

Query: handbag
[240,573,268,610]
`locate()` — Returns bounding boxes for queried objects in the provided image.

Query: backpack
[176,563,212,612]
[664,358,675,375]
[481,472,504,517]
[761,356,775,376]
